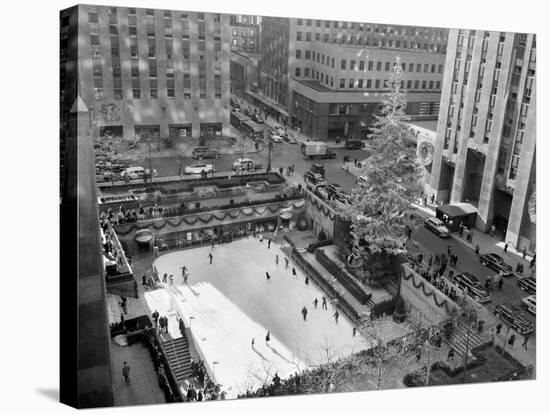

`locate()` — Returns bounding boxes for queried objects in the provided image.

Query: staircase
[160,335,193,384]
[445,323,488,358]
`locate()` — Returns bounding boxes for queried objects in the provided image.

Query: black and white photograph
[2,1,547,413]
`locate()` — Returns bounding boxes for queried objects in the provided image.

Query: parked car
[479,253,513,276]
[191,147,221,159]
[304,172,326,191]
[517,276,536,295]
[344,139,363,150]
[184,163,215,175]
[309,163,326,177]
[252,113,264,123]
[452,272,491,304]
[521,295,536,315]
[492,303,534,335]
[424,217,451,238]
[327,183,344,199]
[95,170,116,182]
[269,134,283,143]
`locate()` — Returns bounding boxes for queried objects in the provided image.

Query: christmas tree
[340,56,422,285]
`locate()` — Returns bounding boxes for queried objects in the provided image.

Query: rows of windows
[294,66,440,91]
[88,7,224,100]
[295,51,444,75]
[295,29,445,51]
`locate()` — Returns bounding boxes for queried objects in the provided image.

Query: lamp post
[266,139,273,172]
[189,316,195,329]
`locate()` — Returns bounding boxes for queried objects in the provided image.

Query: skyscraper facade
[429,29,536,251]
[61,5,231,141]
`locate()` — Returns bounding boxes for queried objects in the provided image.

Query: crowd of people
[100,221,130,275]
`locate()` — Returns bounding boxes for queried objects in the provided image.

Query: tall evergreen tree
[340,57,422,285]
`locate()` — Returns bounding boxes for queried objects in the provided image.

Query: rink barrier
[289,247,361,324]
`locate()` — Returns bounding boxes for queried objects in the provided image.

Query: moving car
[269,134,283,143]
[356,176,369,187]
[517,276,536,295]
[304,172,327,192]
[301,142,337,159]
[344,139,363,150]
[184,163,215,175]
[191,147,221,159]
[424,217,451,238]
[492,303,534,335]
[479,253,513,276]
[120,166,158,180]
[521,295,536,315]
[452,272,491,304]
[232,158,263,171]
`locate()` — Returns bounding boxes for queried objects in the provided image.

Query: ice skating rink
[145,238,366,396]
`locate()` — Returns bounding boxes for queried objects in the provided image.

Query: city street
[411,223,535,327]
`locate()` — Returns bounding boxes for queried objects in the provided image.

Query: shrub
[371,297,397,318]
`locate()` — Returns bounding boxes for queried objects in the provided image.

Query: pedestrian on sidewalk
[475,244,480,255]
[208,252,213,264]
[313,298,318,308]
[522,246,527,259]
[265,330,271,344]
[292,267,297,278]
[268,239,272,249]
[353,327,357,337]
[333,310,340,324]
[122,362,131,384]
[305,276,309,286]
[504,242,509,253]
[163,273,168,283]
[498,277,504,291]
[266,272,271,281]
[430,194,435,204]
[251,338,255,347]
[496,323,503,335]
[322,296,327,310]
[508,334,516,347]
[301,306,308,321]
[275,254,279,265]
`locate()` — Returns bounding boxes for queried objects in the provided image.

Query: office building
[230,15,261,54]
[258,18,448,139]
[61,5,232,141]
[429,29,536,251]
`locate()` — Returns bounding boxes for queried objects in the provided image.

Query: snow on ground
[145,238,367,397]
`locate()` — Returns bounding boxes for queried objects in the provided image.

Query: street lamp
[189,316,195,329]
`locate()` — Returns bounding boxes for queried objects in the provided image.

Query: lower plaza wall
[303,189,336,239]
[399,263,459,325]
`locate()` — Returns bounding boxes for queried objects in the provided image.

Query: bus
[241,120,264,140]
[230,111,250,129]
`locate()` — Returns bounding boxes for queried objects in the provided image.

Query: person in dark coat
[313,298,318,308]
[266,272,271,281]
[292,267,297,278]
[186,384,197,401]
[305,276,309,286]
[268,239,272,249]
[333,310,340,324]
[322,296,328,310]
[265,330,271,344]
[208,252,213,264]
[301,306,308,321]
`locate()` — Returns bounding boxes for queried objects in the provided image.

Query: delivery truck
[300,142,336,159]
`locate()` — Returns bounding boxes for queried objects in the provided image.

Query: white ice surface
[145,238,366,397]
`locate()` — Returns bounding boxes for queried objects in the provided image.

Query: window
[422,80,427,89]
[341,60,347,70]
[409,63,414,72]
[366,79,372,88]
[431,64,436,73]
[296,50,302,59]
[306,19,312,26]
[376,61,382,71]
[359,61,365,71]
[358,79,363,88]
[424,64,429,73]
[306,32,311,41]
[349,79,354,88]
[385,62,390,71]
[167,87,176,98]
[509,155,519,179]
[304,68,310,77]
[429,81,434,89]
[351,60,356,70]
[305,50,310,60]
[414,80,419,89]
[114,89,122,100]
[297,18,303,25]
[315,33,320,41]
[132,88,140,99]
[417,63,421,72]
[407,80,412,89]
[368,61,373,71]
[197,12,205,20]
[339,79,345,88]
[436,81,441,89]
[375,79,380,89]
[296,31,302,41]
[295,67,301,77]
